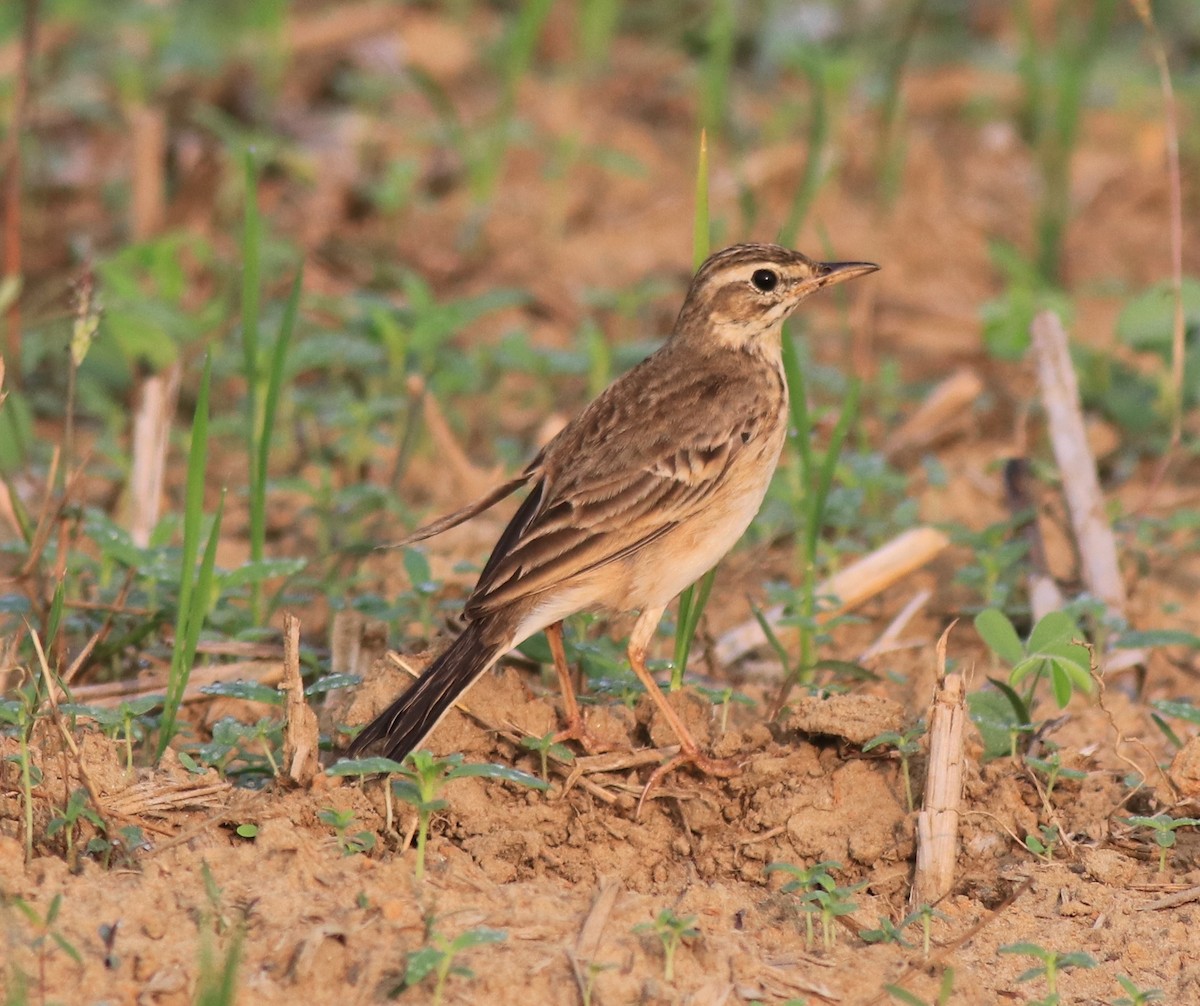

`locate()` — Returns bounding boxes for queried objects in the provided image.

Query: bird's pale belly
[620,451,780,611]
[511,423,786,646]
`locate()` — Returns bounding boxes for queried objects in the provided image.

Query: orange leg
[546,621,611,754]
[624,606,740,813]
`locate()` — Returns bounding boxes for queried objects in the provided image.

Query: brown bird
[348,244,877,781]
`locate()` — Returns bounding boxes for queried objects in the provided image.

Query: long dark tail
[346,620,509,763]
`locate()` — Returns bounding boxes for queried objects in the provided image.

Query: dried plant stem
[282,612,319,785]
[911,625,965,908]
[883,369,983,461]
[1030,312,1125,615]
[715,526,949,666]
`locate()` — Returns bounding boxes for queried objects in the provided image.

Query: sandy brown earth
[3,4,1200,1005]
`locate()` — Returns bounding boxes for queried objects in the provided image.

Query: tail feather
[346,621,508,763]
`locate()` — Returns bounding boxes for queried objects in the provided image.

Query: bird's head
[672,243,878,353]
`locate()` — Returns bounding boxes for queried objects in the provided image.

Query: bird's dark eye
[751,268,779,292]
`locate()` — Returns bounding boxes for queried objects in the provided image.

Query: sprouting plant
[85,824,147,870]
[318,808,376,857]
[863,722,926,811]
[7,893,83,993]
[575,958,617,1006]
[903,904,949,959]
[884,967,955,1006]
[1148,697,1200,751]
[1000,943,1096,1005]
[693,684,755,735]
[1026,750,1087,801]
[1024,824,1060,863]
[195,917,244,1006]
[46,788,105,870]
[1123,814,1200,874]
[633,909,699,983]
[519,731,574,781]
[766,860,862,951]
[772,334,861,708]
[0,677,43,861]
[398,925,506,1006]
[1112,974,1165,1005]
[859,915,913,948]
[864,907,945,960]
[189,715,284,781]
[969,609,1093,760]
[155,354,223,762]
[330,751,546,881]
[62,697,161,774]
[1013,0,1117,286]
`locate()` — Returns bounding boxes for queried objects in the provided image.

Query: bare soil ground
[3,5,1200,1005]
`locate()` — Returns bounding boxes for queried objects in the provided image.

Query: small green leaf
[1027,610,1081,652]
[1151,699,1200,725]
[1116,629,1200,650]
[326,756,409,777]
[1048,661,1073,708]
[199,680,284,704]
[403,946,443,986]
[445,762,549,791]
[974,609,1025,665]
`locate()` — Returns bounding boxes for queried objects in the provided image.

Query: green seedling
[773,334,859,705]
[1026,751,1087,800]
[863,722,926,812]
[948,518,1030,610]
[576,958,617,1006]
[190,716,284,780]
[195,919,243,1006]
[1148,697,1200,751]
[1013,0,1116,286]
[1024,824,1060,863]
[156,355,224,762]
[399,926,506,1006]
[859,915,913,949]
[62,697,161,773]
[0,677,43,861]
[47,788,105,870]
[970,609,1093,760]
[1000,942,1096,1005]
[766,860,862,950]
[7,893,83,994]
[85,824,147,870]
[330,751,546,880]
[519,731,574,781]
[318,808,376,856]
[633,909,699,983]
[885,967,955,1006]
[1123,814,1200,874]
[1112,975,1165,1005]
[240,151,304,629]
[903,904,949,959]
[693,684,755,735]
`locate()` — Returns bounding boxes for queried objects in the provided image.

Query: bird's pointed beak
[816,260,880,287]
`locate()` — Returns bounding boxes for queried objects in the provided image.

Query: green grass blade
[808,379,859,557]
[241,152,264,623]
[249,266,302,623]
[156,356,213,761]
[778,50,829,248]
[692,128,710,270]
[673,128,715,688]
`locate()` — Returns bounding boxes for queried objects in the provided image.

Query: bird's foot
[635,746,741,817]
[553,715,617,756]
